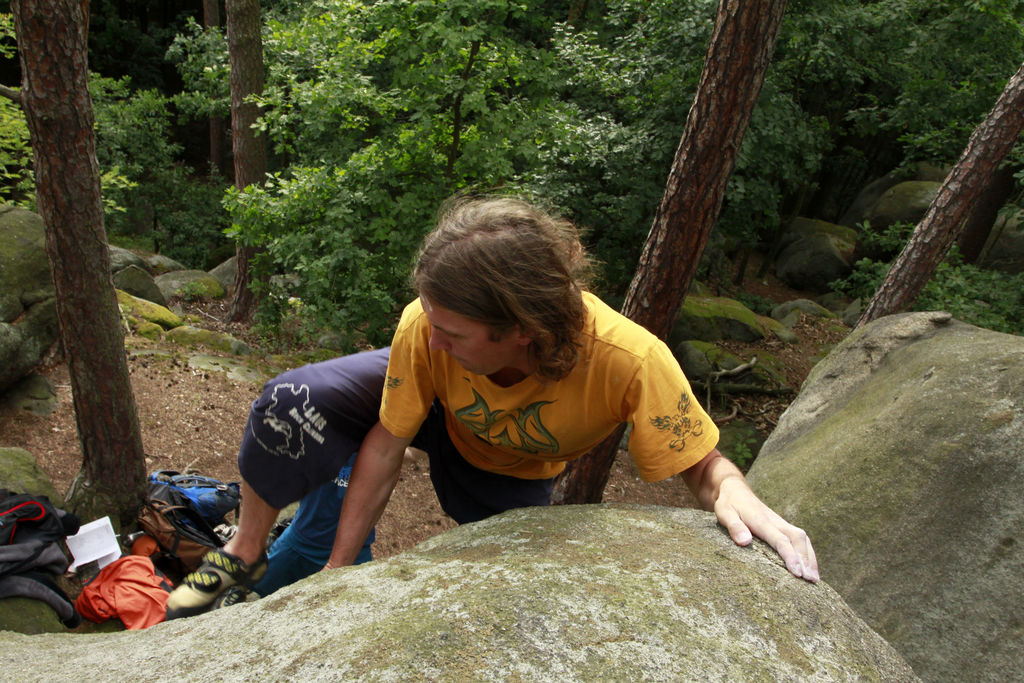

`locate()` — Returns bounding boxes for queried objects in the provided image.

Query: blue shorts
[251,453,374,596]
[238,348,554,524]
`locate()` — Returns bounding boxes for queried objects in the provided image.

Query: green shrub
[834,251,1024,336]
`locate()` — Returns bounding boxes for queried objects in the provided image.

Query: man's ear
[514,328,535,346]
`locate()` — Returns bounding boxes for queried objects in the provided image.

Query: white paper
[65,516,122,571]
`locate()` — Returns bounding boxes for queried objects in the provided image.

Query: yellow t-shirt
[379,292,719,481]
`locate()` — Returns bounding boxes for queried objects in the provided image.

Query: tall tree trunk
[552,0,788,505]
[226,0,267,322]
[859,61,1024,326]
[204,0,227,177]
[12,0,146,528]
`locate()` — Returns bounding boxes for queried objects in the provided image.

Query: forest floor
[0,257,850,562]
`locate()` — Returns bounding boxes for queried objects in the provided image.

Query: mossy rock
[164,326,252,355]
[672,296,771,344]
[154,270,226,301]
[0,598,68,635]
[134,320,165,340]
[115,290,183,330]
[0,446,60,500]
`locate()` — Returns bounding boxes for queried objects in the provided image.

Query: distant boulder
[670,295,793,345]
[107,245,150,274]
[864,180,940,232]
[979,209,1024,275]
[154,270,226,301]
[748,312,1024,682]
[839,163,949,228]
[112,264,167,307]
[208,256,237,294]
[145,253,188,275]
[115,290,183,331]
[773,218,857,292]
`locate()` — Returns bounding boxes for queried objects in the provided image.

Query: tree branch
[0,84,22,104]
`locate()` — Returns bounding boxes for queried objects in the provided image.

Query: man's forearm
[325,421,409,568]
[680,447,747,510]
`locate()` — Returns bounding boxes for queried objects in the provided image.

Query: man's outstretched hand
[714,475,819,583]
[682,448,819,583]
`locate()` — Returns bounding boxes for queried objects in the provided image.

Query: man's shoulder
[395,298,428,333]
[583,292,660,356]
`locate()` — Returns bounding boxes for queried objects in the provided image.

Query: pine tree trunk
[859,61,1024,326]
[12,0,146,528]
[226,0,267,322]
[204,0,227,177]
[552,0,788,504]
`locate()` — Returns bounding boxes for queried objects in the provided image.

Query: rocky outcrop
[209,256,237,294]
[839,163,949,229]
[0,206,58,395]
[773,217,857,292]
[747,312,1024,682]
[0,505,916,681]
[116,290,183,331]
[164,326,251,355]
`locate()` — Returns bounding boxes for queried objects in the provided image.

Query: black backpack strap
[0,572,81,628]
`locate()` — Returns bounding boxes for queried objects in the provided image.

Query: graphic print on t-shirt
[453,386,559,454]
[649,393,705,451]
[251,382,328,460]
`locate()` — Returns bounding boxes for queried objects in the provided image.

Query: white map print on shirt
[251,382,328,460]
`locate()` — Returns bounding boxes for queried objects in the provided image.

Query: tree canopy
[2,0,1022,344]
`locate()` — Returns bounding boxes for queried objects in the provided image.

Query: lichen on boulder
[0,505,916,681]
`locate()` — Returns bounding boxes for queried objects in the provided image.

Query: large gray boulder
[0,505,916,681]
[747,312,1024,682]
[208,255,237,294]
[0,206,59,395]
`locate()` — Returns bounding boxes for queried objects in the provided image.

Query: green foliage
[0,95,33,208]
[214,0,599,346]
[52,0,1024,348]
[734,293,775,316]
[834,247,1024,336]
[0,14,33,208]
[725,436,758,472]
[90,75,231,269]
[165,17,231,121]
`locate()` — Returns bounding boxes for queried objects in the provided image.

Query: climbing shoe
[165,548,267,620]
[211,585,252,610]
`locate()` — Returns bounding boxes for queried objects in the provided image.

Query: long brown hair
[413,196,593,381]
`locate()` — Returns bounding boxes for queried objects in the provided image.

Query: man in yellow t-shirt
[166,196,818,620]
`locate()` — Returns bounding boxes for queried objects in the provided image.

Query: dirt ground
[0,261,849,562]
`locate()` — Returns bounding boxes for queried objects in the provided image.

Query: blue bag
[147,471,240,527]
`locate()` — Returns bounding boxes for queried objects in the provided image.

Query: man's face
[420,295,532,377]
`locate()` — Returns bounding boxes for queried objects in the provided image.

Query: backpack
[0,489,82,628]
[137,471,240,578]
